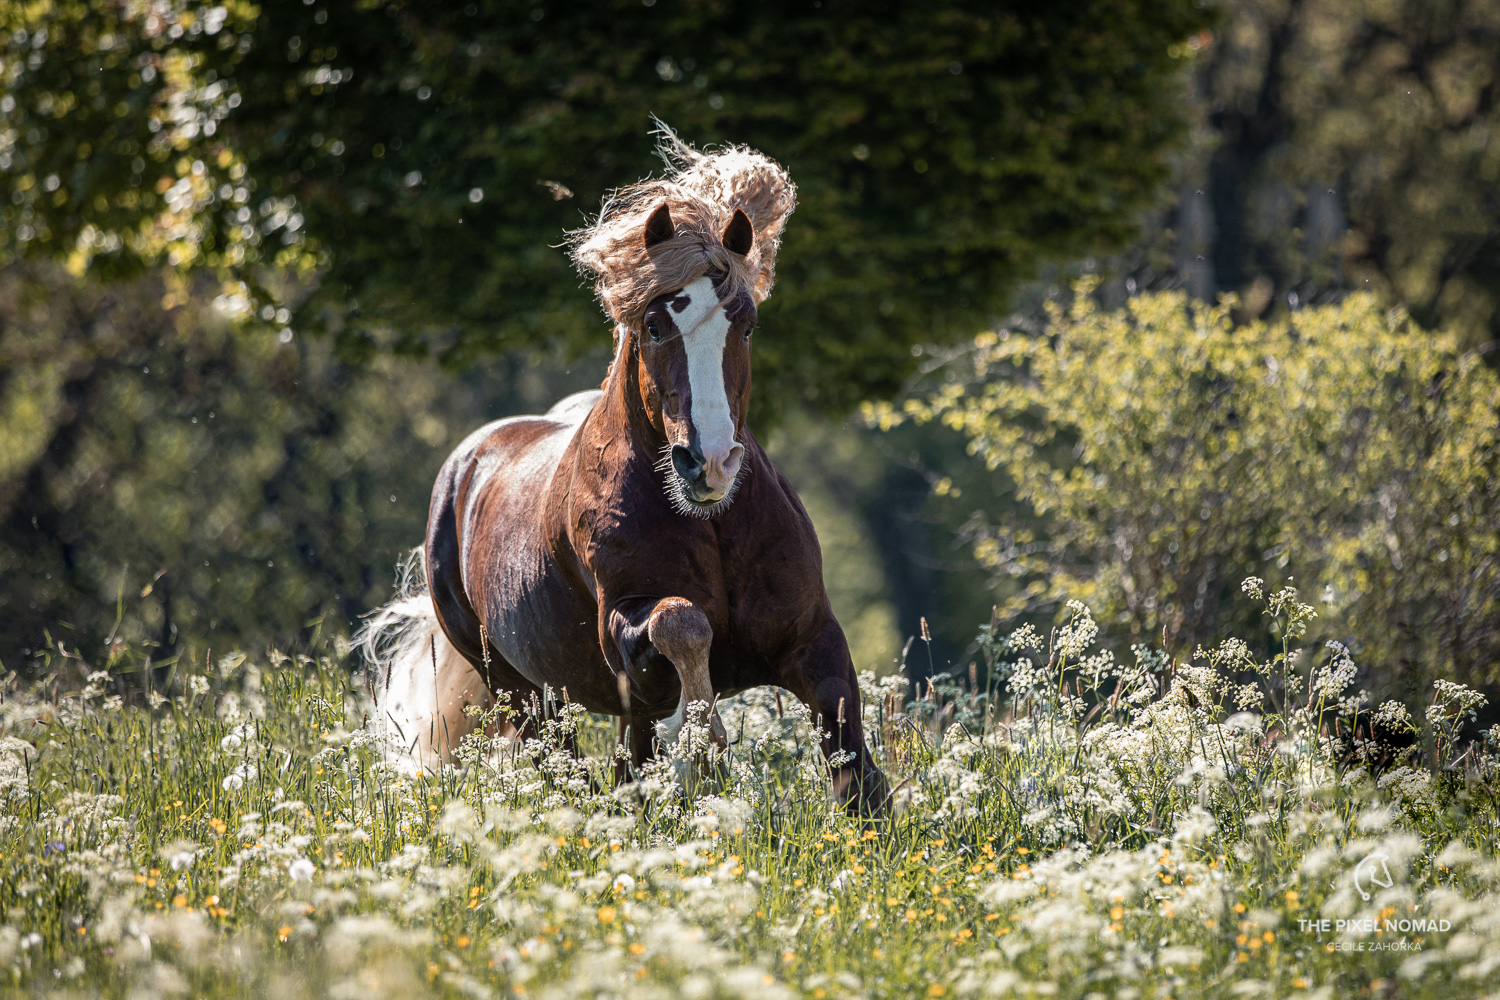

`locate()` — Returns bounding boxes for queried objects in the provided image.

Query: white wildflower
[1431,679,1487,720]
[81,670,111,700]
[1008,623,1043,651]
[1376,766,1438,814]
[1311,644,1358,700]
[288,857,316,882]
[1232,683,1266,710]
[1172,806,1217,846]
[1373,700,1413,732]
[0,737,35,800]
[1056,602,1098,658]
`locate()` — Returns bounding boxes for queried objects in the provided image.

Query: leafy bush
[871,287,1500,694]
[3,588,1500,998]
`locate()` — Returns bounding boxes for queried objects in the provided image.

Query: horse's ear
[643,202,675,247]
[721,209,754,256]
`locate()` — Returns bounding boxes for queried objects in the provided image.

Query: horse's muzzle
[671,442,742,503]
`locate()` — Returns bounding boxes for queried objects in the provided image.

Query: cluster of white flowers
[1376,765,1440,816]
[1055,600,1099,658]
[1431,678,1488,721]
[1373,699,1415,732]
[5,582,1500,1000]
[1008,622,1044,652]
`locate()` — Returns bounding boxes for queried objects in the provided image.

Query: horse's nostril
[671,444,704,482]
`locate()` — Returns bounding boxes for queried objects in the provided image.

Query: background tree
[868,0,1500,673]
[1111,0,1500,350]
[1,0,1218,414]
[0,262,593,664]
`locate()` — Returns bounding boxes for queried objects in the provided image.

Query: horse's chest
[711,552,821,669]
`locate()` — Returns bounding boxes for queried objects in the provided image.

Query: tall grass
[2,584,1499,998]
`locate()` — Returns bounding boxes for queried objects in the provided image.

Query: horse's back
[545,389,602,425]
[437,390,599,566]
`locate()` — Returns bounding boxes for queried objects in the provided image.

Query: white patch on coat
[656,691,688,746]
[671,276,743,492]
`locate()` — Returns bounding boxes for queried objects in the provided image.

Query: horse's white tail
[356,550,492,771]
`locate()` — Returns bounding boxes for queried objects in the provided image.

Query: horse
[361,130,890,814]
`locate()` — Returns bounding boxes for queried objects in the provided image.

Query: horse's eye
[646,319,662,342]
[744,325,756,342]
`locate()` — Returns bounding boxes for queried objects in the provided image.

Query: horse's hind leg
[614,713,656,786]
[476,656,590,763]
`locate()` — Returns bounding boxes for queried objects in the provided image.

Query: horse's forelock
[634,265,752,333]
[568,126,795,330]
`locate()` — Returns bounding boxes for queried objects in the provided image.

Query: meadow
[2,583,1499,1000]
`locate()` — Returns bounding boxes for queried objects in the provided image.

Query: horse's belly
[457,417,615,711]
[489,568,609,708]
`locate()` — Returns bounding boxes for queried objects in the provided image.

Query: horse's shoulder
[748,443,817,529]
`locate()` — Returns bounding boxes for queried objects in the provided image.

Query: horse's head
[633,203,757,518]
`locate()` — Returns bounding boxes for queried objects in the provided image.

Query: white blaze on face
[673,276,743,494]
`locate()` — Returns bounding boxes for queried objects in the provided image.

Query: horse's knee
[646,598,711,663]
[645,598,725,748]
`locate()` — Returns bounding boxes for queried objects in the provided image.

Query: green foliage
[0,2,291,281]
[1247,0,1500,343]
[3,592,1500,997]
[876,285,1500,691]
[0,263,601,666]
[0,0,1217,413]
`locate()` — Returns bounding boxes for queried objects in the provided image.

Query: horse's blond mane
[568,124,797,330]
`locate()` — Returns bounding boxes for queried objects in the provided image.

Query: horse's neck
[589,327,666,461]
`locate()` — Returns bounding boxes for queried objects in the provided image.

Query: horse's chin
[665,477,741,520]
[656,444,744,519]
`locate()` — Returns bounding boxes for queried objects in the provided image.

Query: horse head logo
[1354,852,1394,901]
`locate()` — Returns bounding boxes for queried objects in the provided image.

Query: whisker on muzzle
[656,440,744,519]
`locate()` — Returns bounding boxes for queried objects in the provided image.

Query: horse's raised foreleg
[647,599,728,749]
[778,620,891,817]
[607,597,728,770]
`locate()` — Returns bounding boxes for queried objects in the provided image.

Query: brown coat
[424,323,888,813]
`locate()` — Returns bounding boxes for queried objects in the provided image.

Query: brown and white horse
[362,136,888,814]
